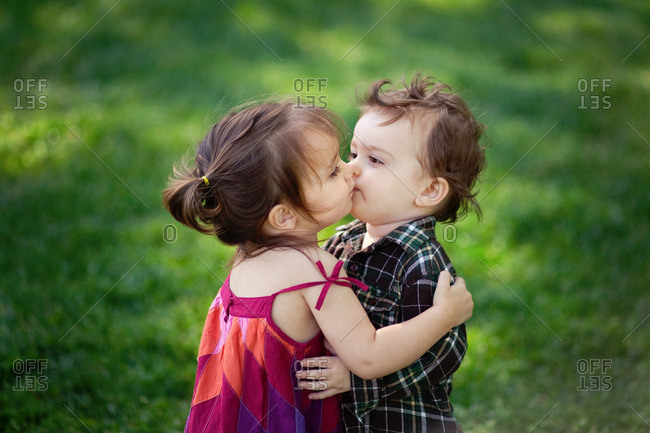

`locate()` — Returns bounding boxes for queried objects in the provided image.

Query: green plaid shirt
[324,216,467,433]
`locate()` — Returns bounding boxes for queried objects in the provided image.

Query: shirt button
[349,264,359,272]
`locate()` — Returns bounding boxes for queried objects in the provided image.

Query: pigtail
[162,155,226,236]
[162,165,205,235]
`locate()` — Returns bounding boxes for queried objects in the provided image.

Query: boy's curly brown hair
[360,73,486,223]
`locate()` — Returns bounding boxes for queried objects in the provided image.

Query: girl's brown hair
[162,101,344,261]
[360,73,486,223]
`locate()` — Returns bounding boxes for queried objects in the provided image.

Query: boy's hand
[433,270,473,328]
[296,354,351,400]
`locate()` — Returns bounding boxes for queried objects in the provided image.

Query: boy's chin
[349,210,371,224]
[349,208,362,221]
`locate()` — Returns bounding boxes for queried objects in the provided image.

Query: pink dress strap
[276,260,369,310]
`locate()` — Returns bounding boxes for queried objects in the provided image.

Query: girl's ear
[266,203,297,231]
[415,177,449,208]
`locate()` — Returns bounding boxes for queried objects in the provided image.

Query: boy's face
[348,109,433,228]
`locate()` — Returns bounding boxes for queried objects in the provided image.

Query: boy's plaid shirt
[324,216,467,433]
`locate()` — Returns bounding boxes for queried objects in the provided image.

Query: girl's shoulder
[282,247,343,281]
[229,248,343,296]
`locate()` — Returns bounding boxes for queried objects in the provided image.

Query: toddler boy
[302,73,485,433]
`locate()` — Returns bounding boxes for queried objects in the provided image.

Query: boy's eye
[347,152,358,162]
[369,155,383,165]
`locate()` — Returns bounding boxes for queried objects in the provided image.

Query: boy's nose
[345,159,361,177]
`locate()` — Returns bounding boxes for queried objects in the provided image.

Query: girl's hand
[433,271,473,328]
[296,355,351,400]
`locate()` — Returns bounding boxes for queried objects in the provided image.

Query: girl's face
[301,130,354,231]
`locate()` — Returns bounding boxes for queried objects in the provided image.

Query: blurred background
[1,0,648,431]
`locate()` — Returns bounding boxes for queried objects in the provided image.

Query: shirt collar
[338,215,438,254]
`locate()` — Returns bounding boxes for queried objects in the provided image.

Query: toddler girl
[163,101,473,433]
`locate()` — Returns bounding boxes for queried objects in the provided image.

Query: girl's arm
[301,259,472,380]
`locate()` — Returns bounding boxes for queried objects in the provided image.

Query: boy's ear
[266,203,297,231]
[415,177,449,208]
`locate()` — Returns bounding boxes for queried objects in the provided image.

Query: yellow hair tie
[201,176,209,186]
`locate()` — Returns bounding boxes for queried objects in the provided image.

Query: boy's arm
[347,275,468,416]
[302,251,471,381]
[348,329,466,415]
[304,280,467,408]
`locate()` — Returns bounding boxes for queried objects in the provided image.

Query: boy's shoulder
[385,216,437,250]
[323,219,365,253]
[384,216,455,280]
[402,236,455,281]
[333,219,366,239]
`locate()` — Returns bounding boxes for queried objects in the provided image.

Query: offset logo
[577,78,611,110]
[577,359,612,391]
[294,78,328,108]
[294,358,327,391]
[13,359,48,391]
[14,78,48,110]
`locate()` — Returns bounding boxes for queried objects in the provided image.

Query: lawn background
[1,0,649,431]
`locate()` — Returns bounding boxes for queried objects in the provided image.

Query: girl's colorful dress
[184,260,367,433]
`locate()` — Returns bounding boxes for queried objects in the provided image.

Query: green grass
[2,0,649,431]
